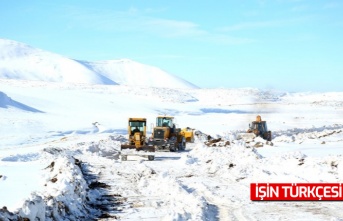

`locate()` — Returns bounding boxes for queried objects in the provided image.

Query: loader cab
[156,116,174,128]
[154,116,176,138]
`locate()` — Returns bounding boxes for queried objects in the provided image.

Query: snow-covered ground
[1,77,343,220]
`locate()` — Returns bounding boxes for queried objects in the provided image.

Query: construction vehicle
[148,116,186,151]
[238,115,272,141]
[120,118,155,161]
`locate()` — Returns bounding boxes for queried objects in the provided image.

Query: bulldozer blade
[121,145,155,152]
[137,145,155,152]
[120,144,136,150]
[237,133,256,141]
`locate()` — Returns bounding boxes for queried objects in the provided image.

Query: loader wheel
[267,131,272,141]
[179,137,186,151]
[121,155,127,161]
[170,143,176,152]
[169,137,178,152]
[263,132,271,141]
[148,155,155,161]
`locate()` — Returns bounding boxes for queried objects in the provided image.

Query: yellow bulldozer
[120,118,155,161]
[238,115,272,141]
[148,116,186,151]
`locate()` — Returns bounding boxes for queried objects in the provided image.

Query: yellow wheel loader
[148,116,186,152]
[120,118,155,161]
[237,115,272,141]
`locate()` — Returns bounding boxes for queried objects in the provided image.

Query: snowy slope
[0,39,197,89]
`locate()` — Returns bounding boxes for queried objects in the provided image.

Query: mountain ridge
[0,38,198,89]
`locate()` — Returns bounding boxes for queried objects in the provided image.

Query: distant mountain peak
[0,39,198,89]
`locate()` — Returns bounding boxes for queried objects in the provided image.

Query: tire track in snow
[79,157,125,220]
[78,149,213,220]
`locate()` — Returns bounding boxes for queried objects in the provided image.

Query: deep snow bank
[0,134,123,221]
[0,156,96,221]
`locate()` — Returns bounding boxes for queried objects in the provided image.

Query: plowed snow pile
[3,132,343,220]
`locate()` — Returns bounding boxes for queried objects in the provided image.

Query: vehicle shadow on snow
[154,156,181,161]
[153,149,191,161]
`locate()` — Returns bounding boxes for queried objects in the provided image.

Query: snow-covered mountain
[0,39,198,89]
[81,59,197,89]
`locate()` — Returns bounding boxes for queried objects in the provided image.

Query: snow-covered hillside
[81,59,198,89]
[0,39,197,89]
[1,76,343,219]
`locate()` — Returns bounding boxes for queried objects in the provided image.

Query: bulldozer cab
[155,116,175,138]
[249,115,268,134]
[239,115,272,142]
[128,118,146,136]
[249,121,268,135]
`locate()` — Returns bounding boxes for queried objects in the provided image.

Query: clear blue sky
[1,0,342,92]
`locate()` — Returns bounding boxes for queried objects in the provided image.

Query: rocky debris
[298,158,305,166]
[205,138,231,147]
[253,142,264,148]
[44,161,55,172]
[245,137,274,148]
[331,161,338,169]
[194,130,231,147]
[51,177,58,183]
